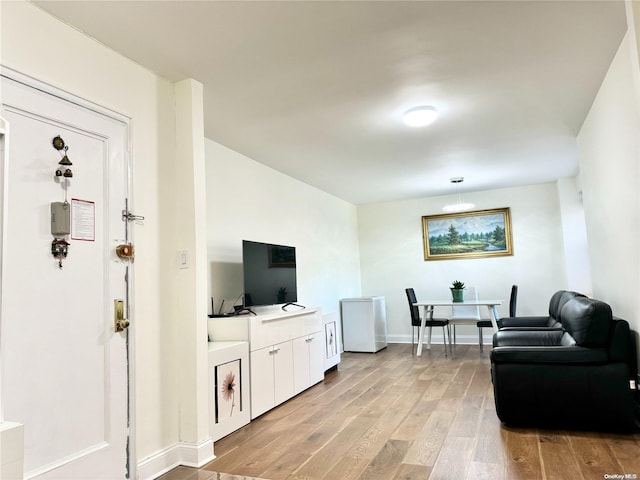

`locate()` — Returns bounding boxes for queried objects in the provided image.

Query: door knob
[116,318,130,332]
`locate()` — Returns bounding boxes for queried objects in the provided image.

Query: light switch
[178,250,188,269]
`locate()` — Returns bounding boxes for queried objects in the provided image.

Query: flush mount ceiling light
[443,177,475,212]
[403,106,438,127]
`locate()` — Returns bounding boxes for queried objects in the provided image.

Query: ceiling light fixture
[403,106,438,127]
[443,177,475,212]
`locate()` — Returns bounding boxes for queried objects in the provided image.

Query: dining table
[412,299,504,356]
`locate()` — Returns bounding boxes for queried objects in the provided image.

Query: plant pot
[450,288,464,303]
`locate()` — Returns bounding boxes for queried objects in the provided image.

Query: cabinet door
[273,341,294,406]
[250,346,274,419]
[308,331,325,386]
[293,333,324,394]
[292,336,310,395]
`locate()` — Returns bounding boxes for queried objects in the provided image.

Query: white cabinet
[208,341,250,441]
[293,332,324,395]
[208,308,323,420]
[341,296,387,352]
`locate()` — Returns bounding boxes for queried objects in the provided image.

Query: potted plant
[450,280,465,303]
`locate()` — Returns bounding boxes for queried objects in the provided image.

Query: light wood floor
[161,343,640,480]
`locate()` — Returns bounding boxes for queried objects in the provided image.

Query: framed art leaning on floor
[422,207,513,261]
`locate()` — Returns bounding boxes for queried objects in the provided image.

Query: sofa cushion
[561,297,611,347]
[551,290,587,323]
[499,290,585,330]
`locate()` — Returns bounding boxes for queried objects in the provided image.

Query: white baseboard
[0,422,24,480]
[137,438,215,480]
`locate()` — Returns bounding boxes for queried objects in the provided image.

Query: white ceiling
[34,1,627,204]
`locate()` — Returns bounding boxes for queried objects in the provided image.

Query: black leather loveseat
[491,295,638,431]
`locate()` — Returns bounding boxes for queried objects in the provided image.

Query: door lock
[116,243,135,260]
[114,299,130,332]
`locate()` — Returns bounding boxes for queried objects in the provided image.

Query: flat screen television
[242,240,297,307]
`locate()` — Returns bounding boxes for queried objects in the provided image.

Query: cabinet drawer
[250,310,321,351]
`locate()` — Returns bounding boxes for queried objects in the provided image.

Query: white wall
[205,139,361,318]
[557,177,593,295]
[357,183,570,344]
[1,0,190,471]
[578,29,640,336]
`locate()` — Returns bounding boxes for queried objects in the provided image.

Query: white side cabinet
[208,341,250,441]
[322,312,341,371]
[341,296,387,352]
[208,308,323,420]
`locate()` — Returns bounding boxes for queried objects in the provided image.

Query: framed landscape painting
[422,207,513,261]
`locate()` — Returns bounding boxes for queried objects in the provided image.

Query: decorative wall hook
[52,136,73,178]
[52,136,65,151]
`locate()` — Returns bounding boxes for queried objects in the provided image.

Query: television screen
[242,240,297,307]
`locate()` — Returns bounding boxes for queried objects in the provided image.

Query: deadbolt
[114,299,130,332]
[116,243,135,260]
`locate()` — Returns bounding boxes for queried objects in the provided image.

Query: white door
[0,72,132,479]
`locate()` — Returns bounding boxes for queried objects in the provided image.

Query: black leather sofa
[490,295,639,431]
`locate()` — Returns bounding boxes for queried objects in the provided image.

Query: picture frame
[214,359,242,423]
[325,321,337,359]
[422,207,513,261]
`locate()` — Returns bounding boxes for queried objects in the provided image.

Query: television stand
[207,307,323,419]
[282,302,305,311]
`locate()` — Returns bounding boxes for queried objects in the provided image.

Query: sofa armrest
[499,326,563,332]
[490,346,609,364]
[493,329,565,347]
[499,316,558,328]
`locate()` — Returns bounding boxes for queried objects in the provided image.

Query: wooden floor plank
[355,439,410,480]
[472,408,506,465]
[391,463,432,480]
[428,436,474,480]
[538,432,585,480]
[570,434,626,479]
[466,461,505,480]
[290,416,378,480]
[402,410,456,467]
[606,434,640,475]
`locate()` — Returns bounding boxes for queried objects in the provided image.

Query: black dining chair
[405,288,451,356]
[508,284,518,317]
[477,284,518,353]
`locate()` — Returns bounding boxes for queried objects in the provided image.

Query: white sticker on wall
[71,198,95,241]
